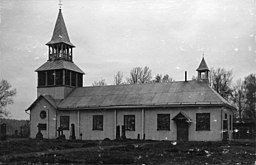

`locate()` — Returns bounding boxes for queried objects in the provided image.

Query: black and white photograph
[0,0,255,164]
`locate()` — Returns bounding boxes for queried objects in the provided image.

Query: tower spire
[46,4,74,47]
[35,4,84,100]
[46,4,75,61]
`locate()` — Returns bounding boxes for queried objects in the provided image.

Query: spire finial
[59,0,62,10]
[202,51,204,58]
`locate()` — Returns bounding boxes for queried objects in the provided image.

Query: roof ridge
[78,80,195,89]
[57,81,237,110]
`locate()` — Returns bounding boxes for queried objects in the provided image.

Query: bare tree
[210,68,233,100]
[114,71,124,85]
[126,66,152,84]
[232,79,246,120]
[243,74,256,119]
[153,74,174,83]
[162,74,174,83]
[0,79,16,117]
[92,79,107,86]
[127,67,142,84]
[153,74,162,83]
[140,66,152,83]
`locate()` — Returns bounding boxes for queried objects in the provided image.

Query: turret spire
[197,57,209,72]
[197,57,209,83]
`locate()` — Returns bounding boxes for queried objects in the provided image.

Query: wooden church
[26,8,235,141]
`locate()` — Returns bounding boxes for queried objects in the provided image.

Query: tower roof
[46,9,75,47]
[196,57,209,71]
[35,60,84,74]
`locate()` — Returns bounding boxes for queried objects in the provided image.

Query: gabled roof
[46,9,75,47]
[35,60,84,74]
[57,81,235,110]
[197,57,209,71]
[172,112,192,122]
[26,95,57,111]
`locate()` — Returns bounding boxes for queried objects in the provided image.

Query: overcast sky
[0,0,255,119]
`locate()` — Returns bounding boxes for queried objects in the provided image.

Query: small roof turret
[196,57,209,71]
[46,9,75,47]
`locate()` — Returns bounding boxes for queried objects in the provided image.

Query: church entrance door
[172,112,191,142]
[176,120,188,141]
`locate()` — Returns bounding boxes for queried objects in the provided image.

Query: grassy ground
[0,139,255,164]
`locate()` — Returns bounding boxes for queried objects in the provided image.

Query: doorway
[176,120,188,141]
[172,112,191,142]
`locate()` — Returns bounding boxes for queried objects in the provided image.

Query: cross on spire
[59,0,62,10]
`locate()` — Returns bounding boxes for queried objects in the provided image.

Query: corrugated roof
[46,9,74,47]
[35,60,84,74]
[58,81,234,110]
[197,57,209,71]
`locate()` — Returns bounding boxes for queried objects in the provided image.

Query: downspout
[221,108,223,140]
[78,110,80,137]
[25,110,31,138]
[142,109,144,139]
[114,110,117,139]
[55,109,58,137]
[47,109,50,139]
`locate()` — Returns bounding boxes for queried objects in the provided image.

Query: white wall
[30,104,233,141]
[144,107,223,141]
[57,110,115,140]
[222,107,234,140]
[56,107,225,141]
[30,98,57,139]
[57,110,78,139]
[37,86,74,100]
[116,109,143,139]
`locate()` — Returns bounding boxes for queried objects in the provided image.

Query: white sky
[0,0,255,119]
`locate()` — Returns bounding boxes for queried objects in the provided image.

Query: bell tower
[36,7,84,99]
[196,57,209,83]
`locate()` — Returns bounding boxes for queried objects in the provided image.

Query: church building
[26,8,235,141]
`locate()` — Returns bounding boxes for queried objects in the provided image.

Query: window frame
[157,114,170,131]
[223,113,228,130]
[124,115,135,131]
[71,71,77,87]
[38,71,46,86]
[38,123,47,130]
[229,115,232,130]
[40,111,47,119]
[196,113,210,131]
[92,115,103,131]
[65,70,71,86]
[60,116,70,130]
[47,70,55,86]
[55,69,63,86]
[77,73,83,87]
